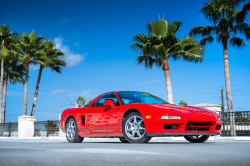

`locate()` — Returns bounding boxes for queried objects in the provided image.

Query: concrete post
[18,115,36,138]
[58,114,65,137]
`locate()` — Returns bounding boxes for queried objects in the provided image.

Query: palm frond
[232,23,249,35]
[168,21,182,35]
[148,19,168,39]
[200,0,221,24]
[235,2,250,24]
[200,36,214,46]
[133,33,149,43]
[228,37,246,48]
[168,36,204,63]
[0,25,11,38]
[219,0,247,8]
[243,27,250,40]
[136,55,162,69]
[189,26,218,37]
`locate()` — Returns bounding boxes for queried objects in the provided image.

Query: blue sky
[1,0,250,122]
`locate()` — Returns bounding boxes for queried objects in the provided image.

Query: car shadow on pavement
[61,142,217,144]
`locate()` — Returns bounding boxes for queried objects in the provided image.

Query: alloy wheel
[125,115,145,140]
[66,120,76,140]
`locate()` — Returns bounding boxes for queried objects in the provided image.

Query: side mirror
[103,99,115,108]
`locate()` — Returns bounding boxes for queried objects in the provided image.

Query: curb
[235,137,250,141]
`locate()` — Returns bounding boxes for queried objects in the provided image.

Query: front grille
[185,127,210,131]
[185,121,210,131]
[186,121,210,126]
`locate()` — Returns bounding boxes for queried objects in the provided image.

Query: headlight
[217,117,221,120]
[161,116,181,119]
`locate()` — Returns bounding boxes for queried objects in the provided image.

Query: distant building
[192,103,222,114]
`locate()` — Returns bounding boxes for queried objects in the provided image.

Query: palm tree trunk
[0,57,4,123]
[222,36,236,136]
[23,59,29,116]
[0,57,4,136]
[31,65,43,116]
[162,59,173,104]
[2,73,8,123]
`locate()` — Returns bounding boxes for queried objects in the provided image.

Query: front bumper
[144,113,222,135]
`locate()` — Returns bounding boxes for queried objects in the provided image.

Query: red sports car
[60,91,222,143]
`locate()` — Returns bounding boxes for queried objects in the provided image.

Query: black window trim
[91,92,121,107]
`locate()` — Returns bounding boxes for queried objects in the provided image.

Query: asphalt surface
[0,138,250,166]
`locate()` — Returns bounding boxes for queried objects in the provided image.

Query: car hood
[149,104,219,116]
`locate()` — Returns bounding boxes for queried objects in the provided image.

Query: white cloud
[54,37,87,67]
[50,89,65,95]
[79,90,98,100]
[47,84,59,90]
[30,64,40,70]
[7,90,23,97]
[137,80,164,85]
[65,92,77,98]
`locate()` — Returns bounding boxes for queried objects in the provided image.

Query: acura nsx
[60,91,222,143]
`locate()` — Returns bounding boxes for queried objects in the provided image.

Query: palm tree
[1,58,25,123]
[16,30,44,116]
[30,40,66,116]
[131,19,204,103]
[189,0,250,131]
[0,24,19,122]
[178,100,188,106]
[76,96,86,108]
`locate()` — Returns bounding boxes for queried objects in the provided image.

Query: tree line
[0,27,66,124]
[0,0,249,129]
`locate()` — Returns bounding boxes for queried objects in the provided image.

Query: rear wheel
[66,118,84,143]
[119,137,129,143]
[184,135,210,143]
[122,112,151,143]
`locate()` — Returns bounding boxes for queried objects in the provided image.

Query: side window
[92,93,120,107]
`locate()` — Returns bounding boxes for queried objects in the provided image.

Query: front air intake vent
[164,124,177,129]
[216,125,221,130]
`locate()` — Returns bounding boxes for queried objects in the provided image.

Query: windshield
[117,91,169,105]
[84,100,93,107]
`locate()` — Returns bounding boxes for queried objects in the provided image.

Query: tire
[66,118,84,143]
[184,135,210,143]
[122,112,151,143]
[119,137,129,143]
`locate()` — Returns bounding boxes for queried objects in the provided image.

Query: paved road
[0,138,249,166]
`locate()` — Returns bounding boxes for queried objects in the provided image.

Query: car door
[86,92,122,134]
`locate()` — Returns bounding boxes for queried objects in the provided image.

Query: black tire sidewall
[119,137,129,143]
[184,135,210,143]
[66,118,84,143]
[122,112,151,143]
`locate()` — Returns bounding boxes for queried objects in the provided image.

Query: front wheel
[66,118,84,143]
[184,135,210,143]
[122,112,151,143]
